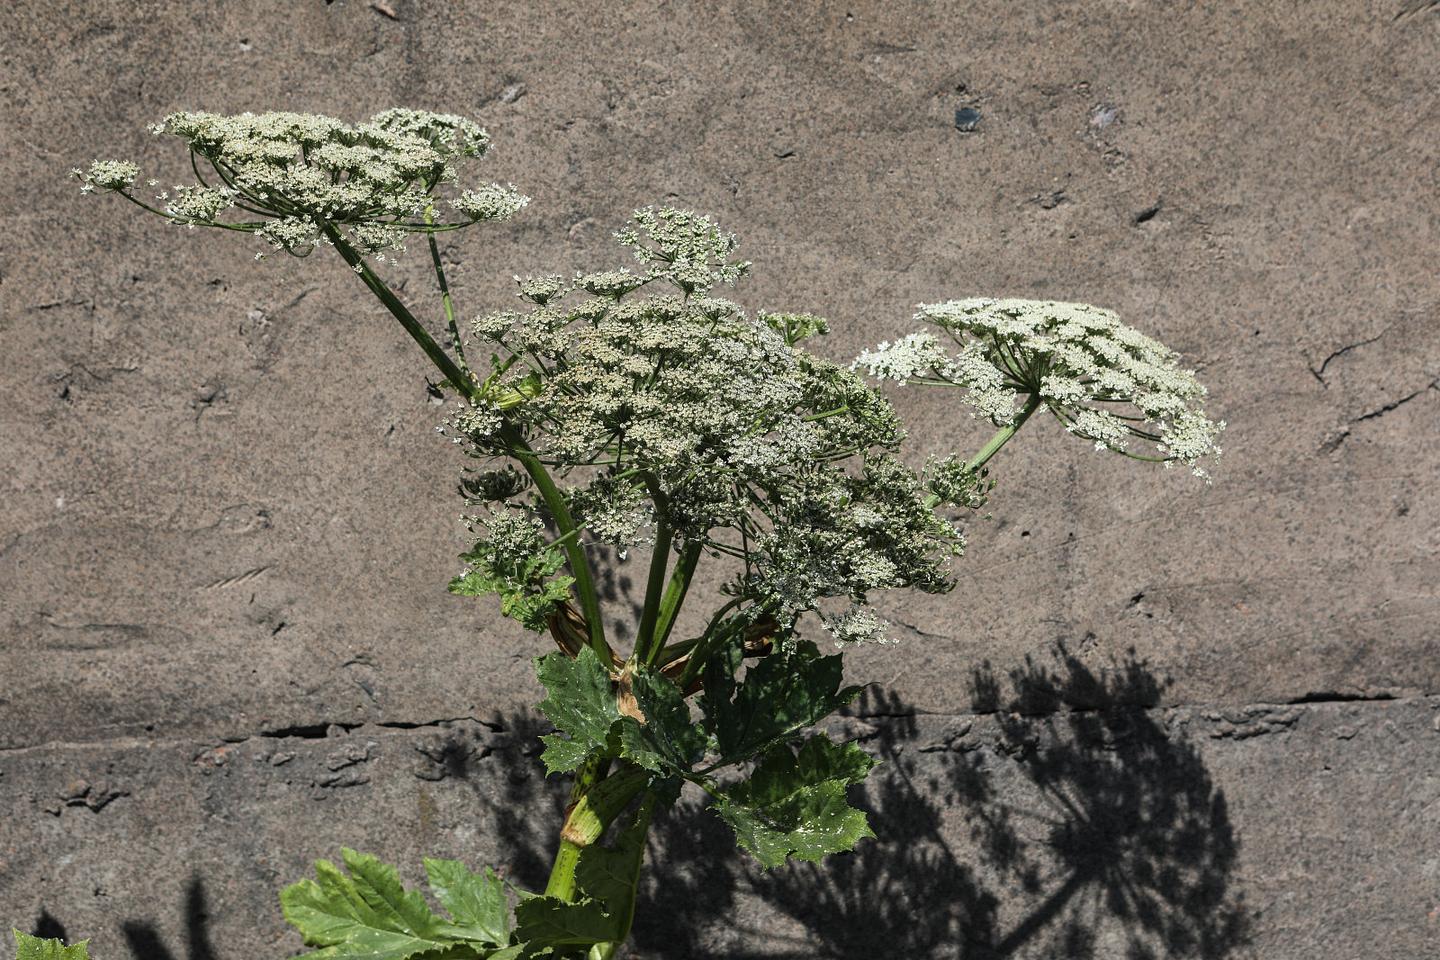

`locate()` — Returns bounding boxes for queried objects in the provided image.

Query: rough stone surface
[1,1,1437,958]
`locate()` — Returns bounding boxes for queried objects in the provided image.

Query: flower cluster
[614,207,750,294]
[821,606,892,647]
[450,507,574,631]
[445,209,972,638]
[856,298,1224,475]
[75,159,139,192]
[75,109,527,258]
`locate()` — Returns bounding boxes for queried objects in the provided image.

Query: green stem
[589,792,657,960]
[114,190,262,232]
[801,403,850,422]
[649,541,701,662]
[322,222,476,399]
[675,597,748,688]
[324,223,608,660]
[654,635,699,668]
[544,765,649,900]
[425,209,469,374]
[633,518,672,665]
[501,427,610,661]
[966,394,1043,473]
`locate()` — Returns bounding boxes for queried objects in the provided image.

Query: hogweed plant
[44,110,1225,960]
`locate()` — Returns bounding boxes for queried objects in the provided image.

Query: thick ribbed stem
[543,765,649,900]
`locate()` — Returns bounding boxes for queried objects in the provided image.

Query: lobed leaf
[424,859,510,946]
[448,544,573,634]
[510,898,612,955]
[700,640,862,766]
[615,666,706,777]
[714,736,877,868]
[281,849,512,960]
[534,647,620,774]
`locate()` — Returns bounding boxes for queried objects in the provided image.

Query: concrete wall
[2,2,1437,957]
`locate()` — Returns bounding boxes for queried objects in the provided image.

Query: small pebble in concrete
[954,107,981,132]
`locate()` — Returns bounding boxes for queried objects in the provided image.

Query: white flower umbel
[445,207,970,637]
[858,298,1225,477]
[821,606,893,648]
[74,159,139,193]
[75,109,528,258]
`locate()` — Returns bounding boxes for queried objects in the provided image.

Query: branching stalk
[323,223,476,399]
[650,540,702,661]
[966,394,1043,473]
[326,222,609,661]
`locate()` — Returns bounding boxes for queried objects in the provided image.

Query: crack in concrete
[1323,376,1439,453]
[1307,328,1388,387]
[1285,690,1400,705]
[852,690,1428,719]
[1394,0,1440,21]
[1351,377,1440,423]
[3,696,1434,757]
[0,716,503,756]
[254,715,501,741]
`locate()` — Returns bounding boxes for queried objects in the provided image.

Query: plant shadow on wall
[480,645,1253,959]
[58,646,1251,960]
[29,882,219,960]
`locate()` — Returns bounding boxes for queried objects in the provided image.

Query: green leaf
[13,931,90,960]
[424,859,509,945]
[534,647,620,774]
[714,736,877,868]
[534,735,592,775]
[759,310,829,345]
[449,542,573,633]
[700,640,861,765]
[280,849,492,960]
[615,666,705,776]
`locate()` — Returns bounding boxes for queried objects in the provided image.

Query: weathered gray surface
[1,1,1437,957]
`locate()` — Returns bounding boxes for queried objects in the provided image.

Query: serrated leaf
[281,849,482,960]
[794,732,876,784]
[536,734,592,775]
[534,647,619,774]
[714,736,877,868]
[424,859,509,945]
[342,849,443,936]
[700,640,861,765]
[615,666,705,776]
[13,931,90,960]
